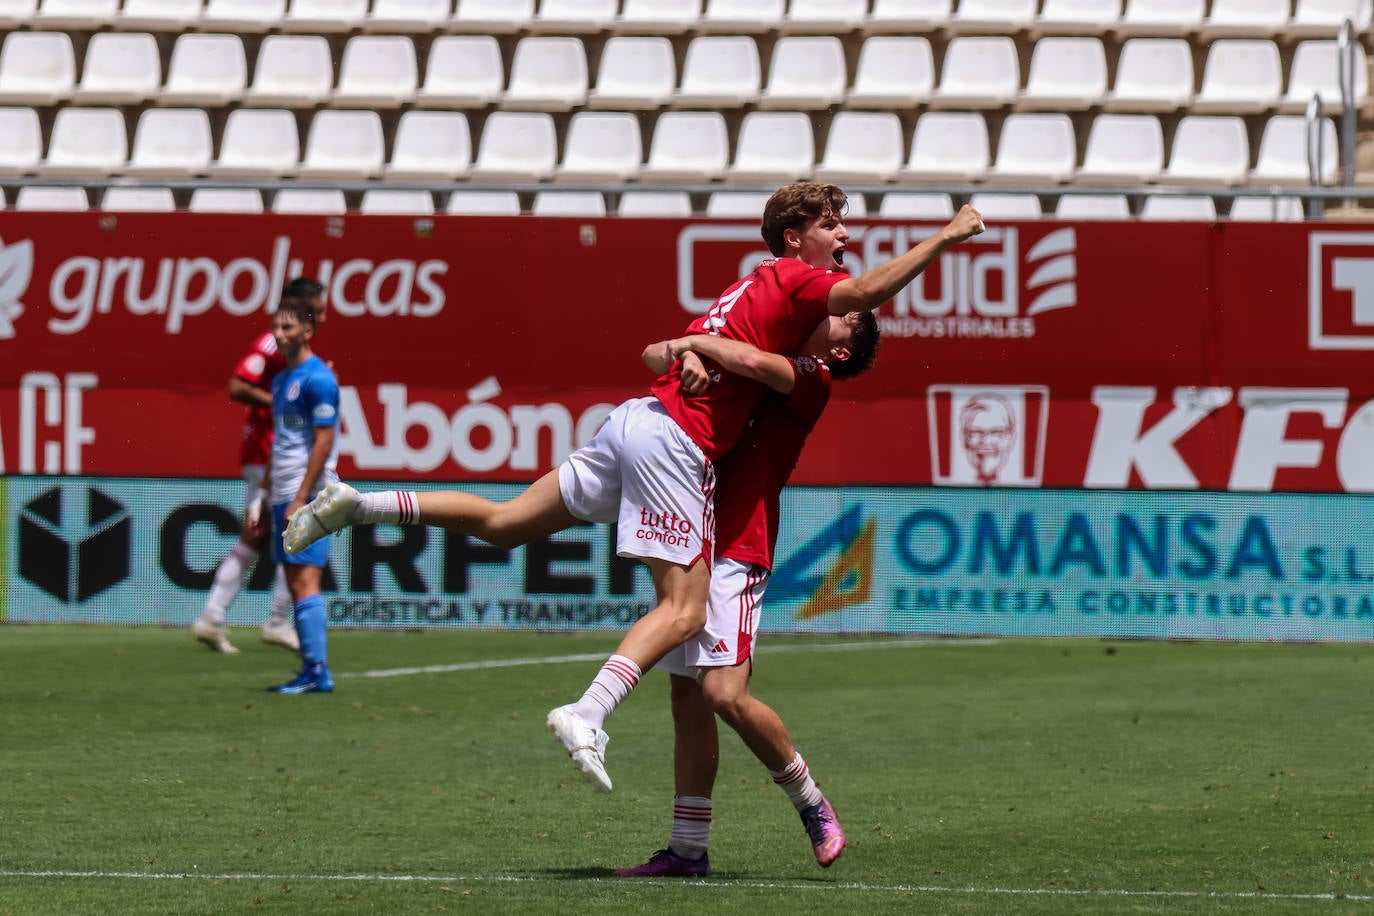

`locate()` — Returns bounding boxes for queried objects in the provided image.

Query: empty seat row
[0,105,1339,188]
[2,185,1310,222]
[0,0,1366,38]
[2,31,1367,114]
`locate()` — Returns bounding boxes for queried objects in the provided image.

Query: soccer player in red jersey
[614,322,875,877]
[284,184,984,791]
[192,279,325,655]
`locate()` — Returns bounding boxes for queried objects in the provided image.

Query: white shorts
[559,397,715,567]
[241,464,266,515]
[658,557,768,678]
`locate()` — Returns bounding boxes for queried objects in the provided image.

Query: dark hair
[275,295,318,328]
[760,183,849,257]
[827,311,880,382]
[283,277,324,302]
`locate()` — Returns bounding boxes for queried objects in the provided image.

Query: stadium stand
[0,0,1369,219]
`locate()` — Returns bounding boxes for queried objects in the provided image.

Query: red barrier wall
[3,213,1372,491]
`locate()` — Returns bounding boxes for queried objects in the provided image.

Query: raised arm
[827,204,985,315]
[668,334,796,394]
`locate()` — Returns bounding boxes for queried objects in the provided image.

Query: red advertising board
[2,212,1372,491]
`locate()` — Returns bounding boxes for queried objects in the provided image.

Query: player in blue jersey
[261,296,341,695]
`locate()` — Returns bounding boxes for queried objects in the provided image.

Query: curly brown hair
[760,182,849,257]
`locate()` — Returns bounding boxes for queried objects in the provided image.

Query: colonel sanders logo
[928,386,1050,486]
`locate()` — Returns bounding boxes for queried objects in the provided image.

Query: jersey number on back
[704,280,753,336]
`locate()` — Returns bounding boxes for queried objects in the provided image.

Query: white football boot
[261,618,300,651]
[283,481,359,554]
[547,705,612,793]
[192,616,240,655]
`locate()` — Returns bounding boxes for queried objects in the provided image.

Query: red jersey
[652,257,843,461]
[715,356,831,569]
[234,331,286,467]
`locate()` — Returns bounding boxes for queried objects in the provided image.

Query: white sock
[201,541,258,625]
[668,795,712,860]
[571,655,641,729]
[267,566,292,624]
[770,752,824,813]
[353,490,420,525]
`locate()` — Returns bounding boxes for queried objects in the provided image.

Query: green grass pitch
[1,626,1371,914]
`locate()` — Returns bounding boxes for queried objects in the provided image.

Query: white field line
[346,637,1000,679]
[0,871,1368,902]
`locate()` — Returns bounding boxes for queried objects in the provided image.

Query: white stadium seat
[332,35,418,108]
[698,0,782,32]
[968,192,1043,219]
[1191,40,1283,114]
[878,192,955,219]
[297,109,385,178]
[1033,0,1123,35]
[188,188,264,213]
[0,106,41,175]
[615,0,702,34]
[117,0,200,29]
[503,36,588,112]
[705,191,772,218]
[781,0,867,32]
[1288,0,1373,38]
[210,108,299,177]
[813,111,905,183]
[674,36,761,108]
[1055,194,1132,220]
[101,187,176,211]
[899,111,990,182]
[950,0,1038,33]
[360,189,435,214]
[1104,38,1193,112]
[0,32,75,105]
[33,0,117,29]
[531,191,606,217]
[617,191,693,217]
[1200,0,1289,39]
[1160,116,1250,185]
[1019,37,1108,111]
[363,0,451,31]
[1076,113,1165,184]
[641,110,729,181]
[126,108,213,176]
[0,0,36,27]
[384,110,470,180]
[272,189,348,214]
[73,32,161,105]
[42,107,127,176]
[866,0,952,32]
[1283,41,1368,113]
[556,111,643,182]
[200,0,286,31]
[1250,115,1339,185]
[1229,196,1306,221]
[758,36,847,110]
[15,186,89,210]
[529,0,617,33]
[929,36,1020,109]
[588,36,676,109]
[280,0,367,32]
[244,35,334,108]
[847,36,935,109]
[726,110,815,184]
[988,113,1078,183]
[415,35,503,108]
[446,190,521,215]
[161,34,248,106]
[1114,0,1204,36]
[448,0,532,31]
[1140,193,1216,220]
[468,111,558,181]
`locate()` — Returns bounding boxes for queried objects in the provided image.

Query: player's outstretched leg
[547,705,612,793]
[283,481,360,553]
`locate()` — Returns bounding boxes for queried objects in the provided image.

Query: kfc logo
[0,235,35,339]
[928,385,1049,486]
[1308,231,1374,349]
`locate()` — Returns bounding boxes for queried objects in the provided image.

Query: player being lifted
[285,183,985,776]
